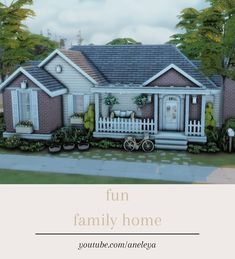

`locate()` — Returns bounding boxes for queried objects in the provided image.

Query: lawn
[0,169,186,184]
[1,147,235,168]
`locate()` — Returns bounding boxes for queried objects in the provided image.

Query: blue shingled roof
[24,66,67,92]
[71,44,218,88]
[192,60,223,87]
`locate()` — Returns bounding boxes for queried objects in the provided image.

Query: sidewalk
[0,154,235,183]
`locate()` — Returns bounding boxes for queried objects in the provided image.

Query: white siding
[206,89,223,127]
[44,55,95,125]
[100,93,139,117]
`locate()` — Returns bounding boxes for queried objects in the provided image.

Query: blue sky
[17,0,208,45]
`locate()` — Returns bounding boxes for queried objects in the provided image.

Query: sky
[8,0,208,46]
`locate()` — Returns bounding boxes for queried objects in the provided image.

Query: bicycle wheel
[142,140,154,152]
[124,139,135,152]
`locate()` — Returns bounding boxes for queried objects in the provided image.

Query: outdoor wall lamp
[192,96,197,104]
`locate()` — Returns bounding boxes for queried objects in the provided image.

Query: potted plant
[70,112,84,125]
[63,131,75,151]
[133,94,148,107]
[48,130,64,153]
[16,121,33,134]
[78,136,90,151]
[104,94,119,115]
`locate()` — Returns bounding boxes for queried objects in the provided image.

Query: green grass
[0,169,187,184]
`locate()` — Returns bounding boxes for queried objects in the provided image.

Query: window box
[70,113,84,125]
[16,121,34,134]
[16,126,33,134]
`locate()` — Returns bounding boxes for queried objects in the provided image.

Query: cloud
[24,0,205,45]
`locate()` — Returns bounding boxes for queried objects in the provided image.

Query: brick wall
[2,73,63,134]
[223,78,235,121]
[189,96,201,121]
[148,69,198,87]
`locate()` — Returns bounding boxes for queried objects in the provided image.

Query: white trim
[38,49,98,85]
[67,94,74,117]
[83,94,90,112]
[91,87,209,95]
[3,132,52,140]
[0,67,67,97]
[143,64,204,87]
[11,90,20,129]
[31,90,39,130]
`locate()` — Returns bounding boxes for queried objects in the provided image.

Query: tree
[27,34,59,60]
[168,0,235,79]
[0,0,36,81]
[106,38,141,45]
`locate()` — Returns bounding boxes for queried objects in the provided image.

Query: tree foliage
[107,38,141,45]
[0,0,59,81]
[168,0,235,79]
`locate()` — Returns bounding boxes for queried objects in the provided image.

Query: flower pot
[49,145,62,153]
[63,143,75,151]
[71,117,84,125]
[16,126,33,134]
[78,143,90,151]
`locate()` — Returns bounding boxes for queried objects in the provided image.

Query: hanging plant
[133,94,148,107]
[104,94,119,106]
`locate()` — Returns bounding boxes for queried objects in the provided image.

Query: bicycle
[123,133,155,152]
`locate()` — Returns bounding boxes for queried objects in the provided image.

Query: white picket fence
[98,117,156,134]
[188,120,202,136]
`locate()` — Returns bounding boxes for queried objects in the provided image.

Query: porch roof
[91,84,214,95]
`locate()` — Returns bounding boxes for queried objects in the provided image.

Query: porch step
[155,132,188,151]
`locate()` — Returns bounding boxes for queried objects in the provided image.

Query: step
[155,133,187,141]
[156,139,188,146]
[155,144,188,151]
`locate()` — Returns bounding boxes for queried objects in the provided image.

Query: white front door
[163,96,180,131]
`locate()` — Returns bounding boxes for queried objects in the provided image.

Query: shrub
[188,142,220,154]
[188,144,203,154]
[19,141,45,152]
[90,139,122,149]
[205,102,216,129]
[4,136,21,149]
[84,104,95,134]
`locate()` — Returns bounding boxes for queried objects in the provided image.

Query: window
[73,95,84,113]
[72,94,90,113]
[19,90,31,121]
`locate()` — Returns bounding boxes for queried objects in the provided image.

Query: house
[0,44,235,150]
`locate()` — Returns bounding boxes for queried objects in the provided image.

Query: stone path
[0,154,235,183]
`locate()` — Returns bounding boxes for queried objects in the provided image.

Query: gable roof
[0,66,67,97]
[60,50,107,84]
[71,44,218,88]
[143,64,203,87]
[39,49,107,85]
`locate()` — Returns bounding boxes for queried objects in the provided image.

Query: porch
[93,90,207,144]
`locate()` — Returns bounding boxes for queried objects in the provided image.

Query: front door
[163,96,180,131]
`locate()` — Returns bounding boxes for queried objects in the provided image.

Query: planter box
[16,126,33,134]
[71,117,84,125]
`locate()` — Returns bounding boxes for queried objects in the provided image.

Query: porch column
[154,94,158,134]
[185,94,190,135]
[201,95,206,137]
[95,93,100,132]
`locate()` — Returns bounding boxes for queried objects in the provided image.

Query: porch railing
[188,120,202,136]
[98,117,156,134]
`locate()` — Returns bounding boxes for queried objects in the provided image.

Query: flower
[16,121,33,128]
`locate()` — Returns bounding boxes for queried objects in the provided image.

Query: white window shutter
[31,90,39,130]
[11,90,20,129]
[67,94,74,117]
[83,95,90,112]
